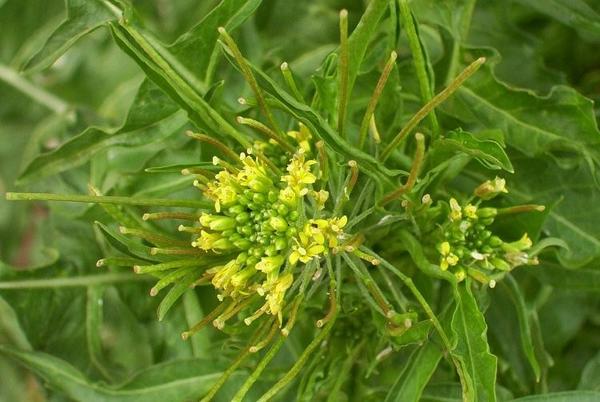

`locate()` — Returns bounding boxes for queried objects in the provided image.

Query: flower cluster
[186,149,346,324]
[435,178,538,285]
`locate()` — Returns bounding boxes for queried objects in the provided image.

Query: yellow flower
[449,198,462,221]
[464,204,478,219]
[282,151,317,196]
[265,273,294,322]
[287,123,313,153]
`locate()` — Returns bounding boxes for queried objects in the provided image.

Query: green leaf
[444,52,600,174]
[346,0,389,93]
[0,346,225,402]
[24,0,121,72]
[531,262,600,292]
[18,81,188,184]
[513,0,600,42]
[157,278,197,321]
[436,129,514,172]
[508,391,600,402]
[451,283,498,402]
[500,275,541,381]
[384,342,442,402]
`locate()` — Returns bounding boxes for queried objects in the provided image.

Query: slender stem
[186,131,240,161]
[6,192,212,209]
[398,0,439,135]
[218,27,281,135]
[358,51,397,148]
[316,141,329,181]
[134,259,204,274]
[236,116,295,153]
[368,251,472,401]
[232,335,286,402]
[380,57,485,161]
[0,273,149,289]
[120,226,189,247]
[143,212,199,221]
[280,62,304,102]
[0,63,70,115]
[497,204,545,215]
[182,302,229,340]
[381,133,425,205]
[337,9,349,139]
[445,0,478,85]
[369,115,381,144]
[200,319,273,402]
[256,311,337,402]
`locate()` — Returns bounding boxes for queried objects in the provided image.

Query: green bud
[477,208,497,219]
[286,227,297,237]
[209,216,236,231]
[235,212,250,224]
[268,191,278,203]
[253,192,266,204]
[228,205,245,215]
[491,257,511,271]
[488,236,503,247]
[265,245,277,256]
[269,216,288,232]
[234,239,252,250]
[288,211,299,221]
[275,237,287,250]
[277,204,289,216]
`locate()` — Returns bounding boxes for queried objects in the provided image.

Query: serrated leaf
[444,53,600,174]
[451,283,498,402]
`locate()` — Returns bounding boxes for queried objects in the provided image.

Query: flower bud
[474,177,508,200]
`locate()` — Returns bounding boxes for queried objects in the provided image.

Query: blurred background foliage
[0,0,599,401]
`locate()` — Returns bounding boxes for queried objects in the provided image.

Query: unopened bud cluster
[436,178,538,285]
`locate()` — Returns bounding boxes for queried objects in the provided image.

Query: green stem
[232,336,286,402]
[358,51,397,148]
[381,132,425,205]
[398,0,439,135]
[337,9,349,139]
[280,62,304,102]
[0,273,149,289]
[256,312,337,402]
[380,57,485,162]
[444,0,478,85]
[6,192,211,209]
[0,63,70,115]
[218,27,281,136]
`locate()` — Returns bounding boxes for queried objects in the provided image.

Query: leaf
[578,351,600,391]
[24,0,121,72]
[508,391,600,402]
[346,0,389,93]
[436,129,514,172]
[0,346,225,402]
[513,0,600,43]
[168,0,262,83]
[531,262,600,292]
[451,283,498,402]
[500,275,541,381]
[390,320,433,348]
[508,157,600,267]
[444,52,600,175]
[18,80,188,184]
[384,342,442,402]
[0,295,32,350]
[157,278,197,321]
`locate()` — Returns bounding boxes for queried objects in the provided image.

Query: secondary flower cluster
[187,147,346,324]
[435,178,538,285]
